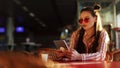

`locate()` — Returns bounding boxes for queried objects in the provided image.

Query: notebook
[53,40,69,50]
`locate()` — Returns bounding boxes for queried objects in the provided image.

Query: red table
[107,62,120,68]
[46,61,120,68]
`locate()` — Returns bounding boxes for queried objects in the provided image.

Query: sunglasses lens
[79,18,89,24]
[79,19,83,24]
[84,18,89,23]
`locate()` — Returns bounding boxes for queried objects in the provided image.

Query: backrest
[112,49,120,61]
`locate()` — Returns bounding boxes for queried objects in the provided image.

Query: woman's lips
[81,25,87,27]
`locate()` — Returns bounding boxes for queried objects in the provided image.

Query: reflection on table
[45,60,120,68]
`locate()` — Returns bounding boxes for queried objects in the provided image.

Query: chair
[112,49,120,61]
[105,51,113,62]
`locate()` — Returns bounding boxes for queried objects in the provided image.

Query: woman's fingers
[60,47,66,52]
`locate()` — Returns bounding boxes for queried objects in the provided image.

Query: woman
[66,6,110,61]
[49,6,110,61]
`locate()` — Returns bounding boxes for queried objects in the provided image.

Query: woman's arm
[69,28,80,49]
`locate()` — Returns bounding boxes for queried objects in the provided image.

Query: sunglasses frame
[79,17,90,24]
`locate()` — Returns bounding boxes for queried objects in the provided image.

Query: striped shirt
[69,28,110,61]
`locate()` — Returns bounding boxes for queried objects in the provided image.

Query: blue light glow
[16,26,24,32]
[0,27,5,33]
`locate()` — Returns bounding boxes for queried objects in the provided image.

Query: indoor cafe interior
[0,0,120,68]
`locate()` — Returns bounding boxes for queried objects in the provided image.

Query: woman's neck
[85,26,95,35]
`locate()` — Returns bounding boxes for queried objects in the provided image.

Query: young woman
[66,6,110,61]
[49,6,110,61]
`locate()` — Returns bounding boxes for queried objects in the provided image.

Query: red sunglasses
[79,18,90,24]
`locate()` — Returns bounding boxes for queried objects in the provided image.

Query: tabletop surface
[46,60,120,68]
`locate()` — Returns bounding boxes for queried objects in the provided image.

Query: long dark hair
[76,28,101,53]
[76,7,102,53]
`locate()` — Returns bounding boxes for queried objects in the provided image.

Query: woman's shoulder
[72,28,81,35]
[74,27,81,33]
[100,29,110,39]
[100,29,108,34]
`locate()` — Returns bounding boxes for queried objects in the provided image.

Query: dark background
[0,0,113,48]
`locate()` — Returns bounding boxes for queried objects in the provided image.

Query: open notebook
[53,40,69,50]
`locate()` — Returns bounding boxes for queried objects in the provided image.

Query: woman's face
[79,11,96,30]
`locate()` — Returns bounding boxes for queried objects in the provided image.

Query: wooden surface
[0,51,46,68]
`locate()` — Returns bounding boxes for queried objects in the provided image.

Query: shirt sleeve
[69,29,80,49]
[80,30,110,61]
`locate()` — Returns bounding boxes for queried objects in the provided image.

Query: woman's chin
[83,27,88,30]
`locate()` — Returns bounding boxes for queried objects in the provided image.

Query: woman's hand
[69,49,82,60]
[49,47,67,60]
[55,47,82,61]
